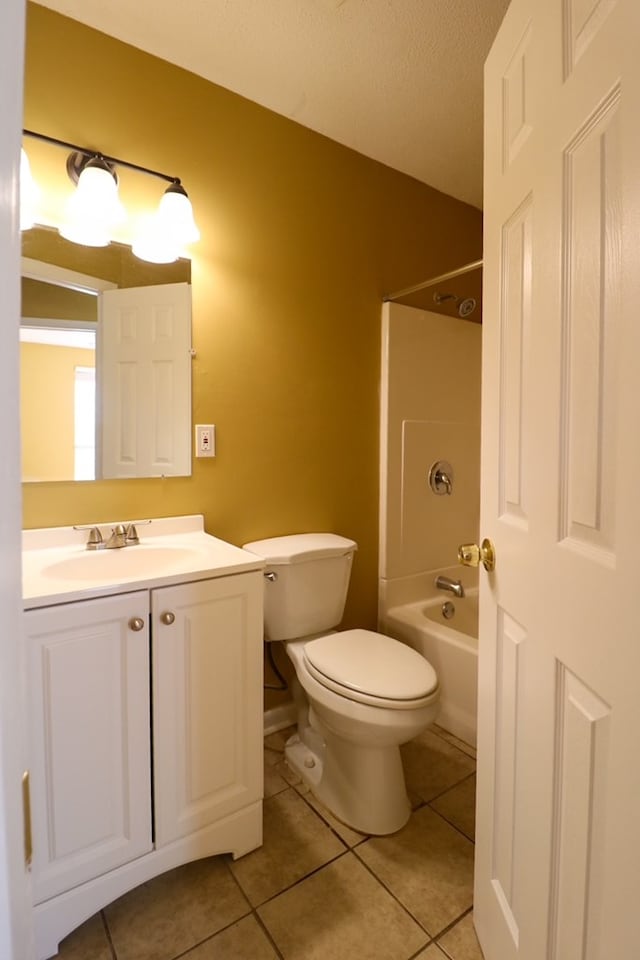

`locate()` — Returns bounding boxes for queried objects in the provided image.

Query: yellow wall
[22,276,97,321]
[22,3,483,639]
[21,342,94,481]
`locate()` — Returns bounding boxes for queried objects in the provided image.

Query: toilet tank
[242,533,357,641]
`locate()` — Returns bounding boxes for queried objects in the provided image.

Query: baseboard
[263,701,296,736]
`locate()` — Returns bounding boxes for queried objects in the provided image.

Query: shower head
[433,291,458,305]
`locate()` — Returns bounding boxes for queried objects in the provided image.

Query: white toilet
[243,533,440,834]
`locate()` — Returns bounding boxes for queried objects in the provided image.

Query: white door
[0,0,32,957]
[99,282,192,478]
[476,1,640,958]
[152,573,263,847]
[26,592,152,903]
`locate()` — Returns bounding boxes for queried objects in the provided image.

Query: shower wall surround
[379,302,482,611]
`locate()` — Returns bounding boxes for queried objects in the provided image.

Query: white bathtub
[382,590,478,747]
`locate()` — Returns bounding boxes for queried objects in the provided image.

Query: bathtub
[382,590,478,747]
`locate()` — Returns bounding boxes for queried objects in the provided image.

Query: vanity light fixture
[21,129,200,262]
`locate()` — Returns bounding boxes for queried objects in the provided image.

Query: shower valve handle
[458,538,496,572]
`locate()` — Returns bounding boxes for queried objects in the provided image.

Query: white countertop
[22,515,264,610]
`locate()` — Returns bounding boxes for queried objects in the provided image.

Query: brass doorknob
[160,611,175,625]
[128,617,145,632]
[458,538,496,572]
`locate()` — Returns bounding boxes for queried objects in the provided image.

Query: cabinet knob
[160,611,175,625]
[128,617,145,632]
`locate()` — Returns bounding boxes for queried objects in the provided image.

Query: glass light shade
[132,217,180,264]
[157,184,200,245]
[59,159,125,247]
[20,148,40,231]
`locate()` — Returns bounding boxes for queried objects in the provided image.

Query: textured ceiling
[35,0,510,209]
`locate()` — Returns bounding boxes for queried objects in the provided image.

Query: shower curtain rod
[383,258,483,303]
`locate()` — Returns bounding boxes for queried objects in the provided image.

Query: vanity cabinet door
[152,572,263,847]
[26,591,152,904]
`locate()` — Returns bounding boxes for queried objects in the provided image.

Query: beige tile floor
[54,724,484,960]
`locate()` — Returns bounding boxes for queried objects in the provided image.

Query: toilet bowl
[243,534,440,834]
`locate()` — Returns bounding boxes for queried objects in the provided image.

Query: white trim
[21,318,96,331]
[0,0,33,956]
[21,256,117,294]
[263,702,296,736]
[20,325,96,349]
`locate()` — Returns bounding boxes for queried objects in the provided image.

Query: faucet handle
[428,460,454,496]
[125,524,140,545]
[86,527,103,550]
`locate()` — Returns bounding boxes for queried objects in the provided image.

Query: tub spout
[434,575,465,598]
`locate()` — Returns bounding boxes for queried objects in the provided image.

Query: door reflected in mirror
[21,226,192,483]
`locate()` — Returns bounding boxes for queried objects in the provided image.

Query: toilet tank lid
[242,533,357,564]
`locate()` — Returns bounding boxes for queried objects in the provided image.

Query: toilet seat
[303,629,438,710]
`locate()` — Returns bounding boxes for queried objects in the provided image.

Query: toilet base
[285,729,411,835]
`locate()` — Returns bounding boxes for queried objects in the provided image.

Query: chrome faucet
[105,524,128,549]
[105,523,145,548]
[75,520,150,550]
[434,574,465,598]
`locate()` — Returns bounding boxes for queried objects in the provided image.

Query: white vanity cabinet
[152,573,264,846]
[23,517,265,960]
[26,591,153,905]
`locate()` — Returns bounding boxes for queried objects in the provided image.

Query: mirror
[21,226,192,482]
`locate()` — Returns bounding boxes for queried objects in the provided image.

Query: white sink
[22,515,264,608]
[42,545,201,582]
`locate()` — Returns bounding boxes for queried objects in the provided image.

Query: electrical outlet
[195,424,215,458]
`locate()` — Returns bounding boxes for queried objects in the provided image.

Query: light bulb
[59,157,125,247]
[157,183,200,245]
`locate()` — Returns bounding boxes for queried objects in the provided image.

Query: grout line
[100,909,118,960]
[407,938,436,959]
[295,782,367,849]
[426,780,477,845]
[436,905,475,941]
[225,821,352,913]
[433,905,476,958]
[427,769,476,800]
[350,845,435,940]
[250,848,351,908]
[430,726,478,761]
[427,805,475,845]
[253,910,286,960]
[166,915,258,960]
[224,852,259,908]
[421,769,476,807]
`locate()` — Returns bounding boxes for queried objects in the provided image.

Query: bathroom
[12,3,486,956]
[21,3,484,728]
[6,1,637,959]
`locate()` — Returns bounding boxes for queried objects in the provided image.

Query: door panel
[152,573,263,847]
[499,196,532,528]
[26,592,152,904]
[548,667,611,960]
[99,282,191,478]
[477,0,640,958]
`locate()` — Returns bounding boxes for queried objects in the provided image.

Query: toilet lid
[303,629,438,703]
